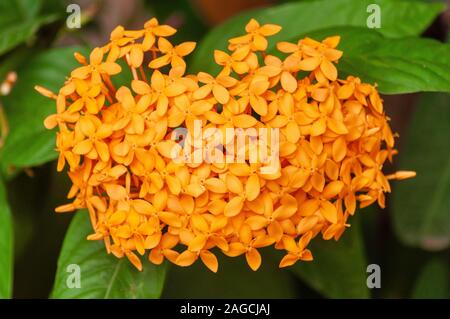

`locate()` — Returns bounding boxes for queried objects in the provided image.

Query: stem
[125,54,139,80]
[102,74,117,95]
[139,65,147,82]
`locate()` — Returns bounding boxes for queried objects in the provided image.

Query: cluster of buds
[37,18,414,272]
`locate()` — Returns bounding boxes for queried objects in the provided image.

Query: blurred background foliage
[0,0,449,299]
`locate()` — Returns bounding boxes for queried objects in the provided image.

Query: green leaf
[297,27,450,94]
[145,0,207,43]
[412,258,449,298]
[0,15,59,56]
[0,48,35,82]
[190,0,444,73]
[392,93,450,250]
[0,0,40,29]
[0,46,88,175]
[0,0,61,55]
[51,212,166,299]
[290,216,370,298]
[0,179,13,298]
[163,250,297,298]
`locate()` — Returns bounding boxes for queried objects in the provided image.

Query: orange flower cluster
[38,18,414,272]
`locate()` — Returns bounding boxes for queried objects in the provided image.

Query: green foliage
[0,47,87,175]
[0,0,62,56]
[0,179,13,298]
[1,0,449,299]
[412,259,449,298]
[294,27,450,94]
[290,217,369,298]
[163,250,297,298]
[145,0,207,43]
[52,212,166,299]
[190,0,444,74]
[392,94,450,251]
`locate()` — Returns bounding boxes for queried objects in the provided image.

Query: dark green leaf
[297,27,450,94]
[412,258,449,298]
[392,93,450,250]
[0,48,36,82]
[0,0,40,28]
[51,212,166,299]
[190,0,444,73]
[163,250,297,298]
[145,0,207,43]
[0,179,13,298]
[0,0,61,55]
[0,46,87,175]
[290,216,370,298]
[0,15,60,56]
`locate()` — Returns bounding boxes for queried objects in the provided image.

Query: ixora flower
[37,18,415,272]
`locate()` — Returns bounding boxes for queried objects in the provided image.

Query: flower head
[38,18,414,273]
